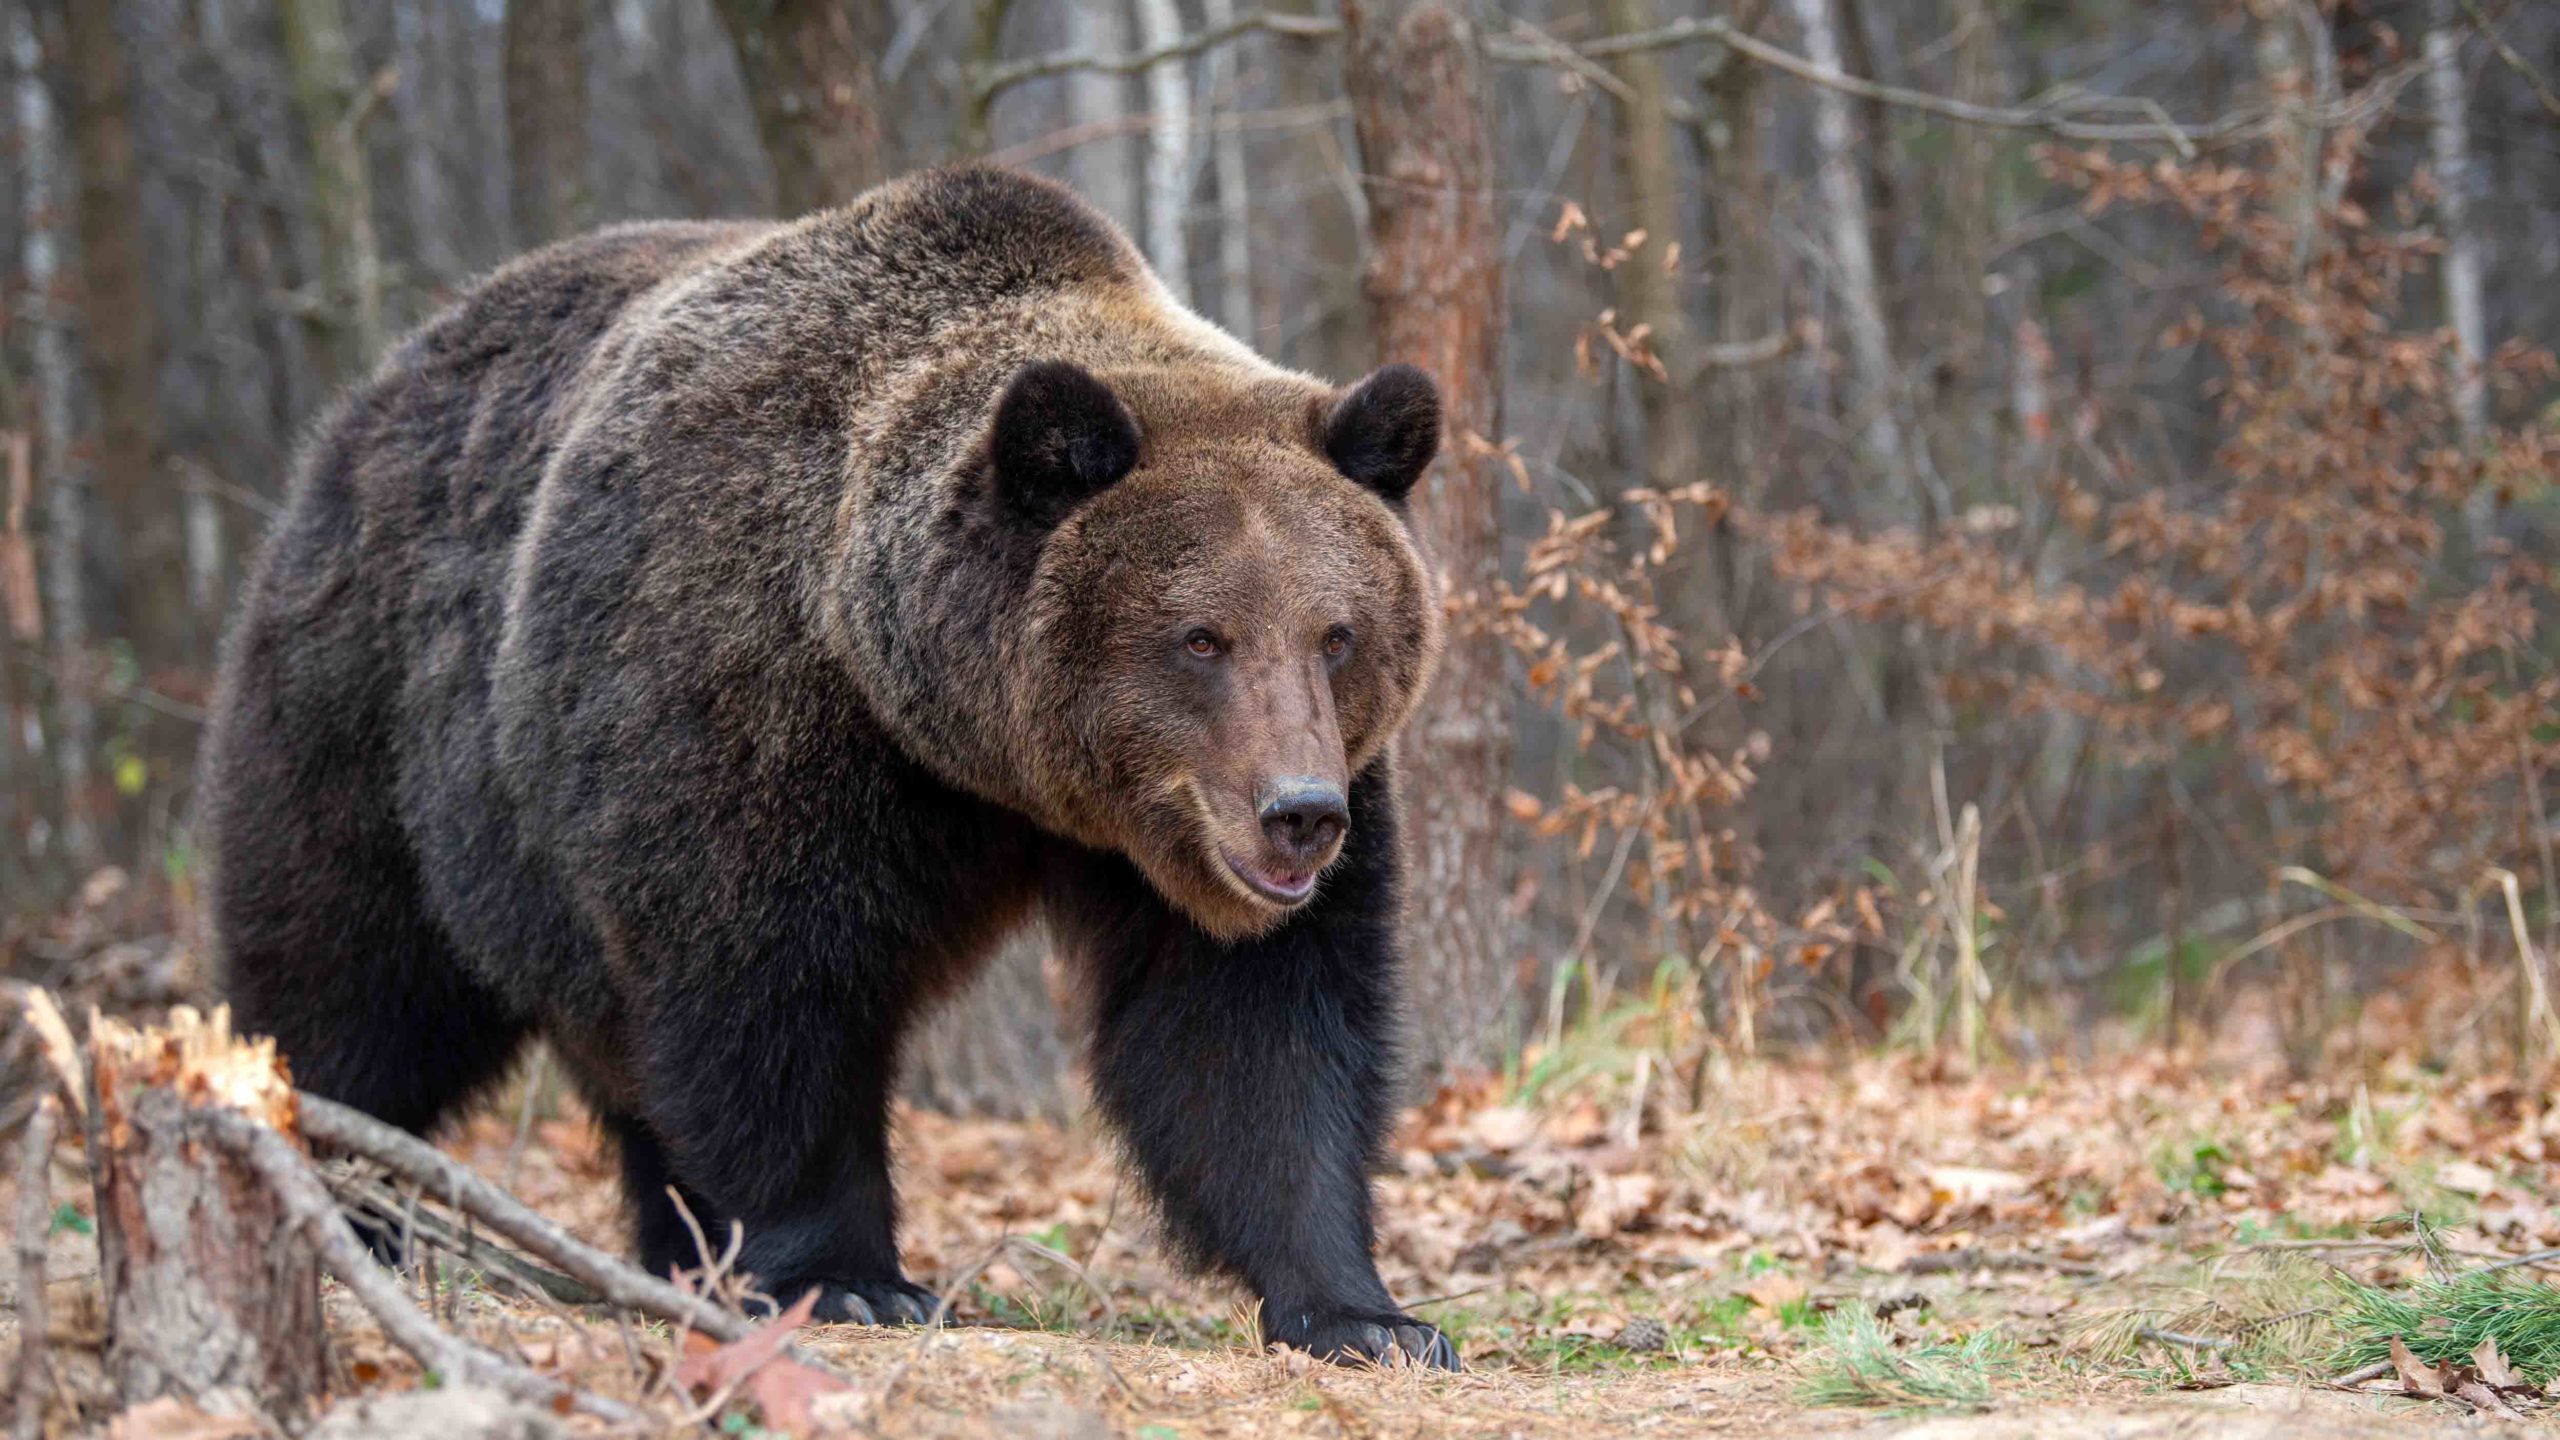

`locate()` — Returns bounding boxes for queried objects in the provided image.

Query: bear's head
[996,359,1444,940]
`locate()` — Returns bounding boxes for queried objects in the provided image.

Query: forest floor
[12,1016,2560,1436]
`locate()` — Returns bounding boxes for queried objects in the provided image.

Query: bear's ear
[991,360,1141,529]
[1321,364,1441,503]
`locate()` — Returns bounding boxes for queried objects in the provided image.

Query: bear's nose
[1259,781,1349,864]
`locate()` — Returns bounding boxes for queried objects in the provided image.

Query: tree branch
[205,1108,641,1425]
[967,6,2335,156]
[2456,0,2560,121]
[297,1093,769,1349]
[976,9,1339,100]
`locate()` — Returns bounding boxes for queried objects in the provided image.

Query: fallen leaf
[1574,1172,1659,1239]
[2456,1378,2523,1418]
[1471,1106,1538,1152]
[1743,1270,1806,1314]
[2436,1159,2498,1196]
[672,1288,857,1434]
[2390,1336,2442,1396]
[1925,1165,2028,1209]
[2473,1335,2517,1389]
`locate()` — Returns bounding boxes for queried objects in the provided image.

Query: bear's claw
[1265,1307,1462,1371]
[766,1275,941,1328]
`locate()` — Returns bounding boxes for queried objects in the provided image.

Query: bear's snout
[1259,780,1349,866]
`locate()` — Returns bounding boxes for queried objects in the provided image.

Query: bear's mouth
[1222,849,1322,905]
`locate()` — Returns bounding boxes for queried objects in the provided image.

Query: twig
[2489,869,2560,1061]
[1500,17,1649,113]
[977,9,1337,97]
[2136,1325,2232,1351]
[203,1109,641,1425]
[12,1097,58,1440]
[2476,1246,2560,1276]
[298,1093,763,1346]
[1904,1248,2099,1276]
[2331,1359,2394,1387]
[1405,1284,1496,1309]
[2455,0,2560,121]
[970,5,2303,153]
[324,1168,600,1305]
[1685,328,1793,376]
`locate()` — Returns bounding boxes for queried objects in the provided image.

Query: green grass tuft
[2333,1269,2560,1382]
[1797,1308,2010,1410]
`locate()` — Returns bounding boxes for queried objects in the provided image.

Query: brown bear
[200,164,1458,1368]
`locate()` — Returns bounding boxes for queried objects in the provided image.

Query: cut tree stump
[87,1006,324,1419]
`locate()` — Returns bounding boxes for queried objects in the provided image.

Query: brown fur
[201,164,1457,1363]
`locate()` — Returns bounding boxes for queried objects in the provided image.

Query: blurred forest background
[0,0,2555,1117]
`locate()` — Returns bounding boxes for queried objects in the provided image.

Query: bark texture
[2423,0,2486,452]
[277,0,382,383]
[1135,0,1192,300]
[504,0,590,244]
[17,8,94,870]
[1340,0,1514,1076]
[711,0,891,215]
[52,0,171,654]
[88,1009,323,1420]
[1605,0,1697,501]
[906,936,1076,1120]
[1784,0,1910,505]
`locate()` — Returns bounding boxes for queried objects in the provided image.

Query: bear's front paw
[1262,1303,1461,1371]
[760,1275,941,1327]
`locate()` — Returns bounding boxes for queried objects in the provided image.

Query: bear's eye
[1323,626,1354,662]
[1184,629,1224,659]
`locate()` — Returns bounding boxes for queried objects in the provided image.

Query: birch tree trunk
[1061,2,1140,234]
[278,0,383,386]
[53,0,173,660]
[711,0,891,216]
[1781,0,1910,510]
[1202,0,1256,337]
[16,11,94,872]
[1341,0,1513,1077]
[505,0,590,245]
[1135,0,1191,301]
[2424,0,2487,454]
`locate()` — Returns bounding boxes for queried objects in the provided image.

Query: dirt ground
[10,1023,2555,1436]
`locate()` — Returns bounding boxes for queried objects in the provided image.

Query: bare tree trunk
[1134,0,1192,300]
[2425,0,2487,454]
[1202,0,1256,337]
[1341,0,1513,1077]
[505,0,590,245]
[905,938,1074,1120]
[711,0,890,216]
[1782,0,1910,509]
[89,1009,324,1420]
[1060,2,1140,232]
[50,0,172,661]
[1698,0,1777,504]
[16,11,94,872]
[1604,0,1699,508]
[277,0,383,386]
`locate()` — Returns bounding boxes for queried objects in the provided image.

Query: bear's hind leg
[218,820,531,1139]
